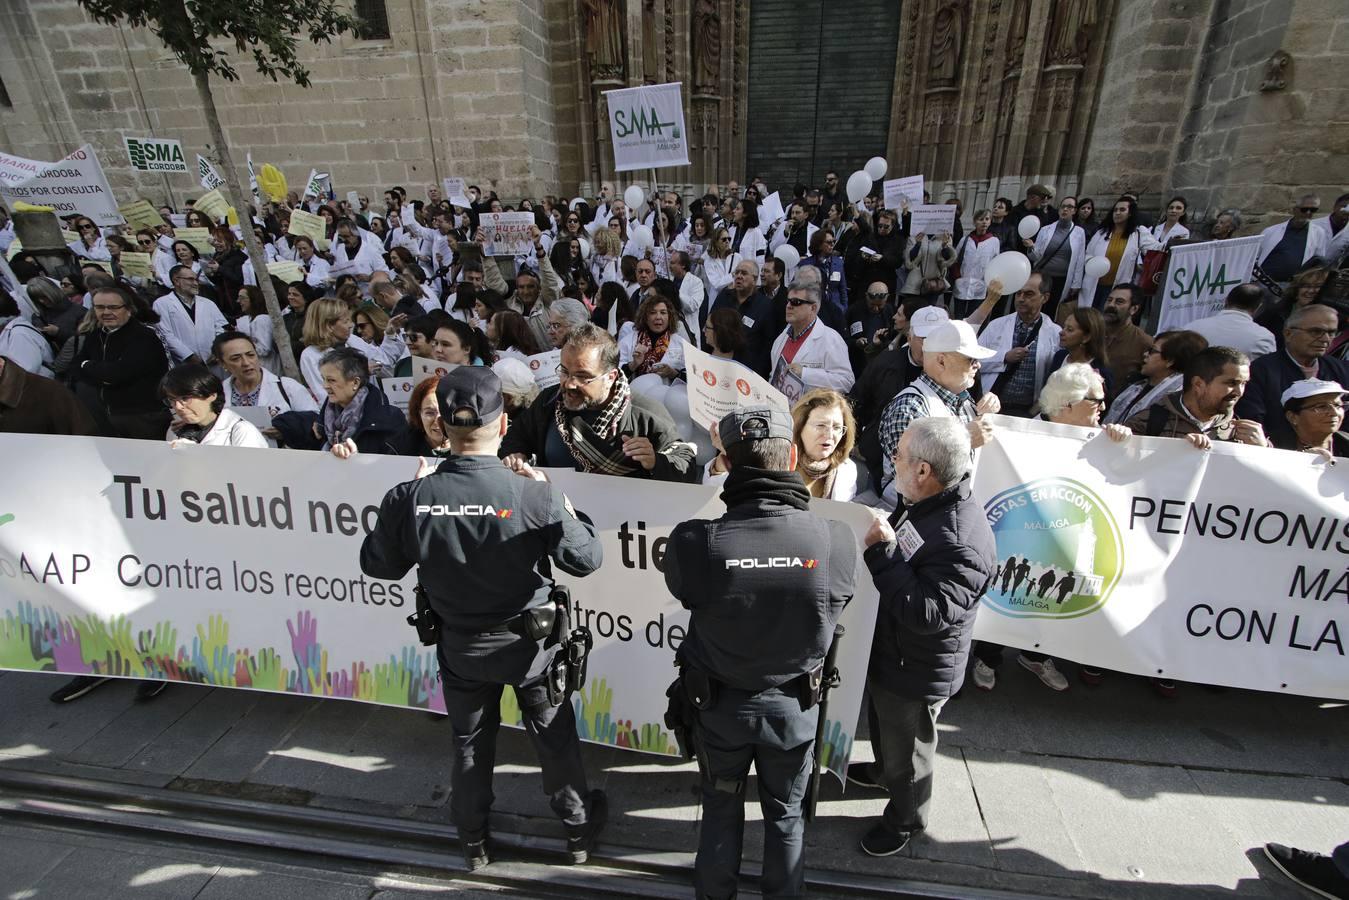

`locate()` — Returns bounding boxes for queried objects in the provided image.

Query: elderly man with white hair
[545,298,592,350]
[849,416,997,857]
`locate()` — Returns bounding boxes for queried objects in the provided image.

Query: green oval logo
[982,477,1124,619]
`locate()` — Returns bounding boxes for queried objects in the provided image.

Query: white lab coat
[300,333,406,400]
[68,237,112,262]
[223,370,318,413]
[153,293,227,361]
[301,255,331,288]
[1028,222,1087,304]
[1312,215,1349,259]
[330,239,390,281]
[1151,221,1190,247]
[976,312,1062,397]
[619,329,687,371]
[768,221,818,255]
[153,248,176,287]
[768,321,855,392]
[700,253,741,302]
[1081,229,1159,299]
[952,233,1007,301]
[1258,220,1329,269]
[731,225,768,263]
[236,314,280,373]
[166,408,268,448]
[676,274,705,332]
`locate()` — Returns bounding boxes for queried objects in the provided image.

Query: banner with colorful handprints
[0,436,879,781]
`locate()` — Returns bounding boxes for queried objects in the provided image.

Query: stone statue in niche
[1047,0,1099,65]
[692,0,722,92]
[929,2,964,88]
[582,0,626,80]
[1260,50,1291,91]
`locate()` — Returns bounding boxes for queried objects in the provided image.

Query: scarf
[721,466,811,511]
[632,329,671,377]
[323,385,369,448]
[554,371,635,474]
[798,457,837,499]
[171,421,210,443]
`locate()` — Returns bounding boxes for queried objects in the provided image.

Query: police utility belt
[408,583,593,706]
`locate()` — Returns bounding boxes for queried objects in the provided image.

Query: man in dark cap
[1008,184,1056,238]
[360,365,607,870]
[663,406,858,898]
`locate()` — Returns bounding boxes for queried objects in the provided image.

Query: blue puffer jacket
[863,475,997,703]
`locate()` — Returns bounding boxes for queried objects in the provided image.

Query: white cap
[1281,378,1346,407]
[492,357,536,395]
[923,320,996,359]
[909,305,950,338]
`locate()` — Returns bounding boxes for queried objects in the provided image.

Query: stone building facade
[0,0,1343,231]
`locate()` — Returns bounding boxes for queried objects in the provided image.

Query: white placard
[0,144,123,227]
[124,136,188,173]
[1155,236,1262,331]
[604,82,691,172]
[682,342,790,431]
[526,348,562,389]
[909,204,957,236]
[476,212,535,257]
[883,175,924,211]
[197,154,225,191]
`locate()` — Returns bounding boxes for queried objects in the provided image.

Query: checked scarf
[554,370,637,474]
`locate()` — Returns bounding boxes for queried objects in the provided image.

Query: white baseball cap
[909,305,950,338]
[1281,378,1346,407]
[492,357,536,395]
[923,320,996,359]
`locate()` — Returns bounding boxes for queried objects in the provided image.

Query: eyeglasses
[163,396,199,408]
[78,224,97,232]
[1296,401,1344,414]
[93,304,126,312]
[138,239,155,246]
[555,365,607,387]
[1083,396,1107,407]
[1298,206,1320,214]
[1290,326,1337,338]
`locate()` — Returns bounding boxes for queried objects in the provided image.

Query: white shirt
[153,293,227,361]
[768,320,855,392]
[223,370,318,414]
[1185,308,1276,359]
[330,238,391,281]
[167,408,269,448]
[1152,221,1191,247]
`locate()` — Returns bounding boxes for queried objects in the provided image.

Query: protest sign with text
[441,177,472,208]
[476,212,536,256]
[1156,236,1261,331]
[604,82,690,172]
[176,227,214,254]
[265,260,306,284]
[197,155,225,191]
[909,204,957,236]
[683,342,789,430]
[124,136,188,173]
[0,145,122,227]
[118,199,166,232]
[192,189,232,224]
[883,176,924,211]
[0,437,879,782]
[118,252,154,280]
[526,349,562,389]
[287,208,329,251]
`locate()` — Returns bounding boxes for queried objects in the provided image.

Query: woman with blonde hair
[700,225,740,300]
[790,388,859,500]
[590,227,623,286]
[299,297,404,399]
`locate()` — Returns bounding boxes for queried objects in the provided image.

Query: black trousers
[439,659,589,841]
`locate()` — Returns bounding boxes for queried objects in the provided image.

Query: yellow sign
[119,251,154,279]
[176,227,214,254]
[266,260,306,284]
[118,199,164,232]
[194,188,232,224]
[287,208,329,251]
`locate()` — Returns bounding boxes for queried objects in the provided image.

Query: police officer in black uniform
[663,407,858,899]
[359,366,607,870]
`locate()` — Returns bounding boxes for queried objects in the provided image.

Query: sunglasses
[1298,206,1320,214]
[786,298,816,307]
[1084,396,1106,407]
[866,291,889,300]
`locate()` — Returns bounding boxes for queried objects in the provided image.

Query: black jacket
[664,467,856,691]
[360,454,602,683]
[33,299,86,348]
[864,475,997,703]
[500,384,697,482]
[710,287,775,377]
[274,383,407,455]
[1235,350,1349,451]
[72,319,169,415]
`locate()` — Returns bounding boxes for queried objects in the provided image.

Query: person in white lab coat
[1311,191,1349,263]
[153,265,227,364]
[298,297,405,400]
[216,330,317,415]
[67,217,112,262]
[293,236,331,289]
[1257,194,1330,288]
[1081,197,1160,307]
[330,220,391,284]
[976,272,1062,416]
[1151,196,1191,247]
[952,210,1006,318]
[161,363,269,449]
[767,281,855,393]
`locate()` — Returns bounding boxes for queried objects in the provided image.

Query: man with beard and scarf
[663,406,856,899]
[500,323,697,481]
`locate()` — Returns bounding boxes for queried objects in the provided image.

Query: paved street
[0,664,1345,898]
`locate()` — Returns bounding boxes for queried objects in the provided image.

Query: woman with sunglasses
[66,217,111,262]
[700,226,741,300]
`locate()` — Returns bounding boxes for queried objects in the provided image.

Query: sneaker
[461,835,490,871]
[846,762,884,790]
[1017,655,1069,691]
[48,675,112,703]
[1263,843,1349,899]
[134,680,168,702]
[1152,678,1178,698]
[971,659,996,691]
[860,823,911,857]
[567,789,608,865]
[1079,667,1104,686]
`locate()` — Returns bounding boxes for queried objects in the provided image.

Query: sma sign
[124,137,189,173]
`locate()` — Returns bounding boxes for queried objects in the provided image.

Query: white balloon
[623,185,645,210]
[773,244,801,269]
[1083,255,1111,280]
[630,223,654,251]
[1017,215,1042,240]
[864,156,888,181]
[983,251,1032,295]
[568,197,583,211]
[846,170,873,205]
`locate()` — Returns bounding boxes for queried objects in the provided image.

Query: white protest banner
[909,204,957,236]
[604,82,690,172]
[883,175,924,211]
[526,349,561,389]
[970,415,1349,700]
[477,211,535,256]
[1156,235,1261,331]
[0,144,122,227]
[124,136,188,173]
[0,436,879,782]
[345,191,361,215]
[758,192,785,231]
[197,154,225,191]
[302,169,329,200]
[441,177,472,208]
[683,342,789,430]
[265,260,306,284]
[169,213,188,229]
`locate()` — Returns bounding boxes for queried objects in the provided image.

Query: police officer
[359,366,607,870]
[663,407,857,899]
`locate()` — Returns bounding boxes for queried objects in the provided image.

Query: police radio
[408,584,440,646]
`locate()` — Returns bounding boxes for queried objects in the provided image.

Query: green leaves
[77,0,360,85]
